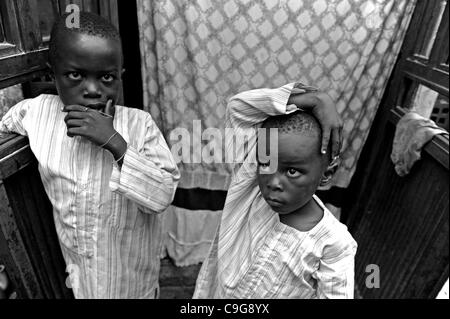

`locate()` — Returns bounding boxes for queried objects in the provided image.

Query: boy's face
[257,131,327,214]
[50,32,123,111]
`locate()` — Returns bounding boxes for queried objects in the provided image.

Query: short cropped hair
[262,111,330,159]
[262,111,321,137]
[48,11,121,64]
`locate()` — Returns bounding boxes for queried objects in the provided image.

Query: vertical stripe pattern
[0,94,180,298]
[194,83,357,299]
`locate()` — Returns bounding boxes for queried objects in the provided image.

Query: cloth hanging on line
[137,0,416,190]
[391,111,448,176]
[137,0,416,267]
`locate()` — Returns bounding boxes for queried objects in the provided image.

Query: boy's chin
[265,201,290,214]
[273,208,294,215]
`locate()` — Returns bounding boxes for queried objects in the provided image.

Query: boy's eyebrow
[278,157,309,165]
[280,161,306,166]
[60,63,87,71]
[59,63,81,70]
[61,64,119,73]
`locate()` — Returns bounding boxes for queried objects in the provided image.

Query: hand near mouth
[104,99,115,117]
[62,99,117,145]
[62,99,127,164]
[84,99,115,118]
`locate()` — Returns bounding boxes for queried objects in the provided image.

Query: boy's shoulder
[314,195,357,253]
[31,94,60,102]
[114,105,154,125]
[115,104,149,116]
[325,213,357,248]
[22,94,60,105]
[11,94,62,115]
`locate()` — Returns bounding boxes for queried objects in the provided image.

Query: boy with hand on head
[0,12,180,298]
[194,83,357,299]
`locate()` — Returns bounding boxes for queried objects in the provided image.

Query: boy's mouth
[85,102,106,111]
[266,197,285,208]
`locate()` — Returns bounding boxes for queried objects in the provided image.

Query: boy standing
[194,83,357,298]
[0,12,179,298]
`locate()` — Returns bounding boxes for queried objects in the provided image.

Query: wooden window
[409,85,449,131]
[397,1,449,106]
[412,0,447,59]
[37,0,59,44]
[0,0,119,91]
[389,0,449,169]
[0,0,48,90]
[0,12,6,43]
[0,1,23,59]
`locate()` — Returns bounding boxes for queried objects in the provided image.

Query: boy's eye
[67,72,82,80]
[286,168,301,178]
[258,161,271,173]
[102,74,115,82]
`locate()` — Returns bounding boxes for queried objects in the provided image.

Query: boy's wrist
[293,82,318,92]
[287,91,320,111]
[287,83,320,110]
[103,131,128,161]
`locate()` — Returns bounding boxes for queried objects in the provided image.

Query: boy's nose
[83,80,101,97]
[267,174,283,191]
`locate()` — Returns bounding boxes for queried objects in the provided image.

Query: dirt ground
[159,258,202,299]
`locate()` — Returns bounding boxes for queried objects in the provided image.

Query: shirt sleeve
[109,114,180,213]
[313,238,358,299]
[0,99,32,137]
[193,224,220,299]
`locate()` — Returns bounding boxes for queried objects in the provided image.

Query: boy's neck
[279,197,324,232]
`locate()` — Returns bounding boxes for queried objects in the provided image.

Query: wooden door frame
[344,0,449,230]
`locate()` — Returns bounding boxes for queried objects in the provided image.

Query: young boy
[194,83,357,298]
[0,12,180,298]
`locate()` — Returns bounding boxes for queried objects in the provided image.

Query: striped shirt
[194,83,357,299]
[0,94,180,298]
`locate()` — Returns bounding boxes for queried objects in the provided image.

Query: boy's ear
[319,157,339,187]
[121,68,126,76]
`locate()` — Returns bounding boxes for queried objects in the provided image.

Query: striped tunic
[0,94,180,298]
[194,83,357,299]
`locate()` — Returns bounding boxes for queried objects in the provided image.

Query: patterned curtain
[137,0,416,266]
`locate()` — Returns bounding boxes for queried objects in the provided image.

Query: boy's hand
[63,99,116,146]
[288,91,343,158]
[311,92,343,158]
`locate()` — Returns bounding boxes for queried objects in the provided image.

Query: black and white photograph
[0,0,448,308]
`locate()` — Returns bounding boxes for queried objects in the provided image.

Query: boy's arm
[109,114,180,213]
[225,83,323,176]
[226,82,342,156]
[0,99,31,137]
[226,82,299,130]
[313,239,357,299]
